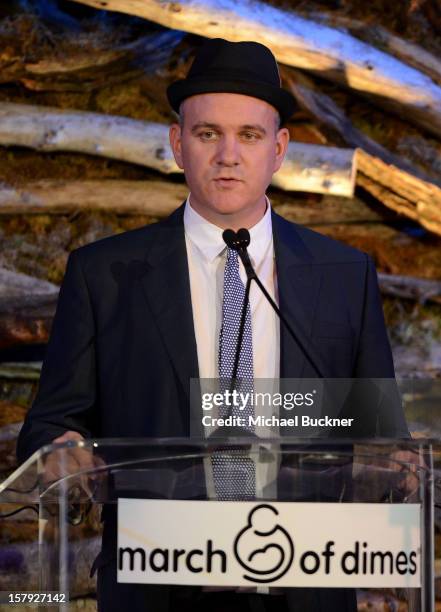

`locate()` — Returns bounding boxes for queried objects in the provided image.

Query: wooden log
[69,0,441,138]
[0,292,58,316]
[304,11,441,86]
[280,67,441,187]
[0,23,183,91]
[281,69,441,236]
[356,149,441,237]
[378,273,441,305]
[0,179,187,216]
[0,267,59,302]
[0,363,42,381]
[0,268,58,350]
[0,103,179,174]
[0,103,357,197]
[273,142,356,196]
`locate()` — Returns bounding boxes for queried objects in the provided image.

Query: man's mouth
[214,178,241,187]
[214,176,239,183]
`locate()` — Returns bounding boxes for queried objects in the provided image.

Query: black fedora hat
[166,38,297,125]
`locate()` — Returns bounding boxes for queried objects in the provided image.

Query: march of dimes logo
[117,499,421,588]
[234,504,294,583]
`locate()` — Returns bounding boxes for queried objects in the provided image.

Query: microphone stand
[211,227,327,442]
[228,229,326,380]
[231,275,253,383]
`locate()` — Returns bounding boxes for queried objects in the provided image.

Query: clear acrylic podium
[0,438,435,610]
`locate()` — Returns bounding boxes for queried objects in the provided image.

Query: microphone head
[222,229,237,249]
[222,228,251,251]
[237,228,250,249]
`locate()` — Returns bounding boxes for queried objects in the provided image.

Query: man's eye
[200,131,216,139]
[242,132,258,140]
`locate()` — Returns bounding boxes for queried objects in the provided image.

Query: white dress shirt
[184,193,280,491]
[184,192,279,383]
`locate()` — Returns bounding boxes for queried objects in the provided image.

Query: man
[17,38,408,611]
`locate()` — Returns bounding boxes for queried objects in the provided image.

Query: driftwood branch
[0,363,42,380]
[356,150,441,237]
[0,267,59,304]
[378,273,441,305]
[280,67,441,187]
[274,143,356,196]
[0,103,178,174]
[0,268,58,350]
[304,11,441,86]
[69,0,441,138]
[0,179,187,216]
[0,103,357,197]
[0,23,183,91]
[280,69,441,237]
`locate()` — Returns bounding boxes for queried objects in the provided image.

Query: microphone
[223,228,247,250]
[223,229,256,280]
[223,228,326,378]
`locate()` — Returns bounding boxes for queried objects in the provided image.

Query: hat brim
[166,77,297,125]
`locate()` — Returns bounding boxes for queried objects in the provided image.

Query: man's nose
[214,134,241,166]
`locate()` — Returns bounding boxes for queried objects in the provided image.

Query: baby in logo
[233,504,294,583]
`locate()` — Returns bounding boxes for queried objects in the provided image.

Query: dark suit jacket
[16,201,409,611]
[16,201,408,461]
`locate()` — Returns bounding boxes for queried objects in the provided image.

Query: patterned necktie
[211,247,256,500]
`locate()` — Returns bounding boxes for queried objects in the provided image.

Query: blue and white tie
[211,247,256,500]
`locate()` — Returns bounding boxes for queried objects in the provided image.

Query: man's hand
[42,430,104,499]
[53,431,84,444]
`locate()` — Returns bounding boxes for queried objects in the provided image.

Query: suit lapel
[272,210,324,379]
[140,202,199,403]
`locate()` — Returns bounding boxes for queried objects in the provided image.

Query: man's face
[169,93,290,229]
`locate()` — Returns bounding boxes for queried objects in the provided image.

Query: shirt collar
[183,193,273,265]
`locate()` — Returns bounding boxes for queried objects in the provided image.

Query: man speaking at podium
[17,38,409,611]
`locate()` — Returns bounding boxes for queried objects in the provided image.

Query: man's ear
[169,123,184,169]
[273,127,290,173]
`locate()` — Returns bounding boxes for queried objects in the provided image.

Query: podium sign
[118,499,421,588]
